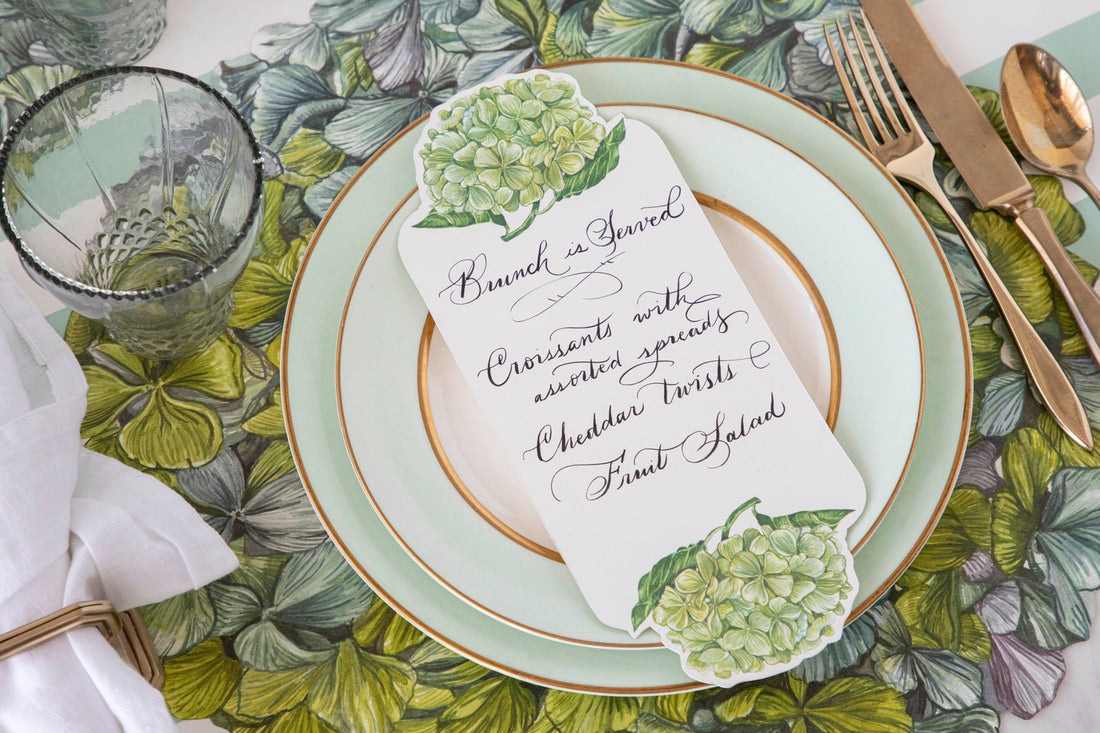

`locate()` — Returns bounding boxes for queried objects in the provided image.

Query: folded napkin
[0,268,238,732]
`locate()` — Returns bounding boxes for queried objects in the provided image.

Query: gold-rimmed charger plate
[284,59,970,693]
[337,100,925,649]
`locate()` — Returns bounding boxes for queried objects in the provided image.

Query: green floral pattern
[3,0,1100,729]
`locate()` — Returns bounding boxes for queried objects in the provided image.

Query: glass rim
[0,65,264,302]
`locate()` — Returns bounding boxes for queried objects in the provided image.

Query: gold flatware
[862,0,1100,378]
[827,13,1093,451]
[1000,43,1100,209]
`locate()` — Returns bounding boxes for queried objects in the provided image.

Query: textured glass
[9,0,167,67]
[0,68,263,361]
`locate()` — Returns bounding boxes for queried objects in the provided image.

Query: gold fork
[827,11,1093,450]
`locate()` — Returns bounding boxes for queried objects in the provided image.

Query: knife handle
[1014,204,1100,373]
[922,187,1090,449]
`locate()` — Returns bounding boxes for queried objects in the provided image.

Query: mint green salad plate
[283,59,970,694]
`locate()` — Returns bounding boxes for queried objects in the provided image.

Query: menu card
[398,71,866,685]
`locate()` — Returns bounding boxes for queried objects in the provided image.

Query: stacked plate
[283,60,971,693]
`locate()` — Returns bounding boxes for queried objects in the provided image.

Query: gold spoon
[1001,43,1100,207]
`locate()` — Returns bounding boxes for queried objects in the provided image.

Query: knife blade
[861,0,1100,375]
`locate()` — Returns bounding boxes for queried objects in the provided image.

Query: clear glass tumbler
[9,0,167,68]
[0,67,263,361]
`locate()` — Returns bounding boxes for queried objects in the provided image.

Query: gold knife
[862,0,1100,386]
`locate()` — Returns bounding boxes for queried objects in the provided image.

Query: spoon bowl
[1000,43,1100,207]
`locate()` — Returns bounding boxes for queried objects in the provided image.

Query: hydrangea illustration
[413,72,626,241]
[634,498,855,682]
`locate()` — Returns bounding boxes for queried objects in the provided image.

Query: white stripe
[914,0,1097,76]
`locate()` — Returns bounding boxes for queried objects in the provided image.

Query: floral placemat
[3,0,1100,730]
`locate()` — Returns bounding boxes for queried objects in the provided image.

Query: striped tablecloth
[2,1,1100,730]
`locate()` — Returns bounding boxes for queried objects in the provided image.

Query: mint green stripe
[961,10,1100,95]
[45,309,69,336]
[1071,201,1100,267]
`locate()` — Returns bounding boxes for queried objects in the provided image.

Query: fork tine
[834,17,891,143]
[848,14,904,136]
[825,24,878,149]
[860,9,922,134]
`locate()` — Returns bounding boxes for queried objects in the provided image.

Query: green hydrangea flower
[636,498,854,681]
[414,73,625,241]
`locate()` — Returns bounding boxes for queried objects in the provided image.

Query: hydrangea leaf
[161,336,245,400]
[234,666,324,720]
[221,538,287,603]
[120,389,223,469]
[209,581,264,637]
[640,693,695,725]
[760,0,829,20]
[910,487,991,572]
[161,639,243,719]
[248,440,297,491]
[543,3,590,60]
[683,41,747,71]
[247,705,340,733]
[437,677,537,733]
[681,0,763,42]
[253,22,330,71]
[588,0,680,59]
[409,684,455,711]
[325,95,422,159]
[726,29,792,90]
[970,210,1052,324]
[272,543,374,627]
[252,65,345,150]
[64,312,104,355]
[801,677,911,733]
[912,707,999,733]
[308,640,416,733]
[140,588,216,657]
[1032,175,1085,246]
[714,684,799,723]
[0,63,79,108]
[969,319,1004,382]
[310,0,405,34]
[529,690,639,733]
[80,364,144,435]
[408,640,490,689]
[244,391,287,437]
[331,37,373,97]
[382,612,427,656]
[279,128,347,179]
[496,0,551,43]
[1015,575,1086,650]
[1003,428,1060,510]
[235,620,335,672]
[896,573,961,650]
[455,0,531,51]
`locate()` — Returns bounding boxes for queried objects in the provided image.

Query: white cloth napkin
[0,268,238,732]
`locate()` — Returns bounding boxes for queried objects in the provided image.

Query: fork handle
[924,185,1093,449]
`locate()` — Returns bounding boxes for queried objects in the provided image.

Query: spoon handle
[923,186,1093,448]
[1071,171,1100,213]
[1014,203,1100,375]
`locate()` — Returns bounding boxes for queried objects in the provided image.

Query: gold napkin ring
[0,600,164,688]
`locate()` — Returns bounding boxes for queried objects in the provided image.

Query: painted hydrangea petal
[251,65,344,149]
[455,0,530,52]
[362,1,425,91]
[437,677,537,733]
[530,690,639,733]
[242,472,328,552]
[325,95,422,160]
[971,210,1053,324]
[158,337,244,400]
[120,389,224,469]
[161,638,242,720]
[235,619,335,672]
[801,676,911,733]
[308,640,416,733]
[252,22,330,71]
[140,588,215,657]
[80,365,145,435]
[309,0,405,33]
[234,666,324,720]
[176,448,245,514]
[589,0,681,59]
[208,581,264,637]
[986,632,1065,719]
[230,260,294,330]
[272,543,374,627]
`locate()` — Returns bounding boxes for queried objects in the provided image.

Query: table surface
[3,1,1100,731]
